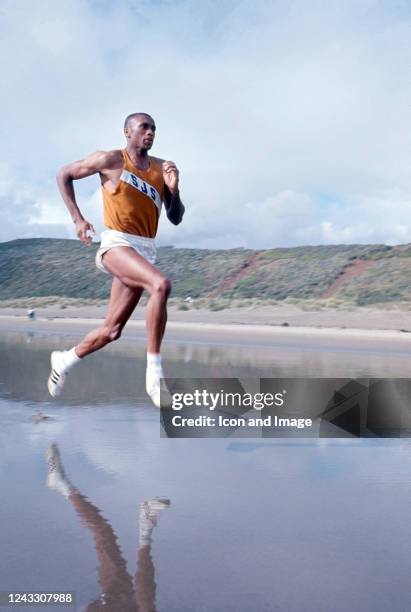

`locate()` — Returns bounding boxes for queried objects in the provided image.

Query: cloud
[0,163,70,242]
[158,187,411,249]
[1,0,410,248]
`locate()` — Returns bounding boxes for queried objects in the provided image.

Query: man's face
[125,115,156,150]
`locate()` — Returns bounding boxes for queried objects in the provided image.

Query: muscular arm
[56,150,118,244]
[163,184,185,225]
[160,160,185,225]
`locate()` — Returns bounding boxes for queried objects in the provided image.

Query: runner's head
[124,113,156,151]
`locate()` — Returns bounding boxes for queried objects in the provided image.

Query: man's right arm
[56,151,113,245]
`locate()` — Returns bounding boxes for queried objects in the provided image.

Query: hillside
[1,239,411,306]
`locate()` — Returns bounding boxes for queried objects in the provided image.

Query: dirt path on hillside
[209,252,265,297]
[321,259,372,299]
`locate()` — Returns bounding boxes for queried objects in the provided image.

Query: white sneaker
[47,351,67,398]
[146,367,172,408]
[141,497,171,516]
[47,443,73,498]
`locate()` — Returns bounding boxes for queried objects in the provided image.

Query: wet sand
[1,302,411,331]
[4,395,411,612]
[1,309,411,359]
[1,330,411,611]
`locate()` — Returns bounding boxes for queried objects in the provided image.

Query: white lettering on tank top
[120,170,162,213]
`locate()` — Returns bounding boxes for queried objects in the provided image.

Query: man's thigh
[102,246,164,292]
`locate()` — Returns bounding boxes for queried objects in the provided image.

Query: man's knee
[152,276,172,297]
[100,323,122,343]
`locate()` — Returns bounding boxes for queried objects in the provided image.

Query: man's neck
[126,146,150,170]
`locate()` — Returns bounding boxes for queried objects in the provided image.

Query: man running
[48,113,185,407]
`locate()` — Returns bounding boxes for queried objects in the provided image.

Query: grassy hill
[1,238,411,306]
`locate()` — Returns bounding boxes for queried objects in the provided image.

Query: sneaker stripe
[48,353,67,398]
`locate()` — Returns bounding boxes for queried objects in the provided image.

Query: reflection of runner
[47,444,170,611]
[47,113,185,407]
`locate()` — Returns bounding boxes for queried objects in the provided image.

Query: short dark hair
[124,112,153,129]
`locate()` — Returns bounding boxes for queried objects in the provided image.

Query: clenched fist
[75,219,96,246]
[162,161,179,194]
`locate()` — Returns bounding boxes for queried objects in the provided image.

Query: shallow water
[1,331,411,611]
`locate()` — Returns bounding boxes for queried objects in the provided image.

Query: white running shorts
[95,229,157,274]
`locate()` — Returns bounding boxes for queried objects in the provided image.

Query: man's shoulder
[149,155,165,166]
[96,149,123,169]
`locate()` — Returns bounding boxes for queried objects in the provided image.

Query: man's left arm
[162,161,185,225]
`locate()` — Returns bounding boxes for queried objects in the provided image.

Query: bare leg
[135,546,156,612]
[71,491,136,612]
[147,299,167,354]
[102,247,171,355]
[47,256,147,398]
[47,444,135,611]
[161,309,167,341]
[75,275,143,358]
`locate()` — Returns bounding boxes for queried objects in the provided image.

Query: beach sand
[1,303,411,357]
[1,302,411,330]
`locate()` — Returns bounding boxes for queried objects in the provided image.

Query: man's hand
[162,161,179,194]
[75,219,96,246]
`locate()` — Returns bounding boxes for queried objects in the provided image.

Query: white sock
[139,499,169,546]
[58,347,82,374]
[147,353,162,371]
[139,525,154,547]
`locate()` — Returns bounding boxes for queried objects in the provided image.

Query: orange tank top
[102,149,164,238]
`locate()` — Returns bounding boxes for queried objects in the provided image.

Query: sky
[1,0,410,249]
